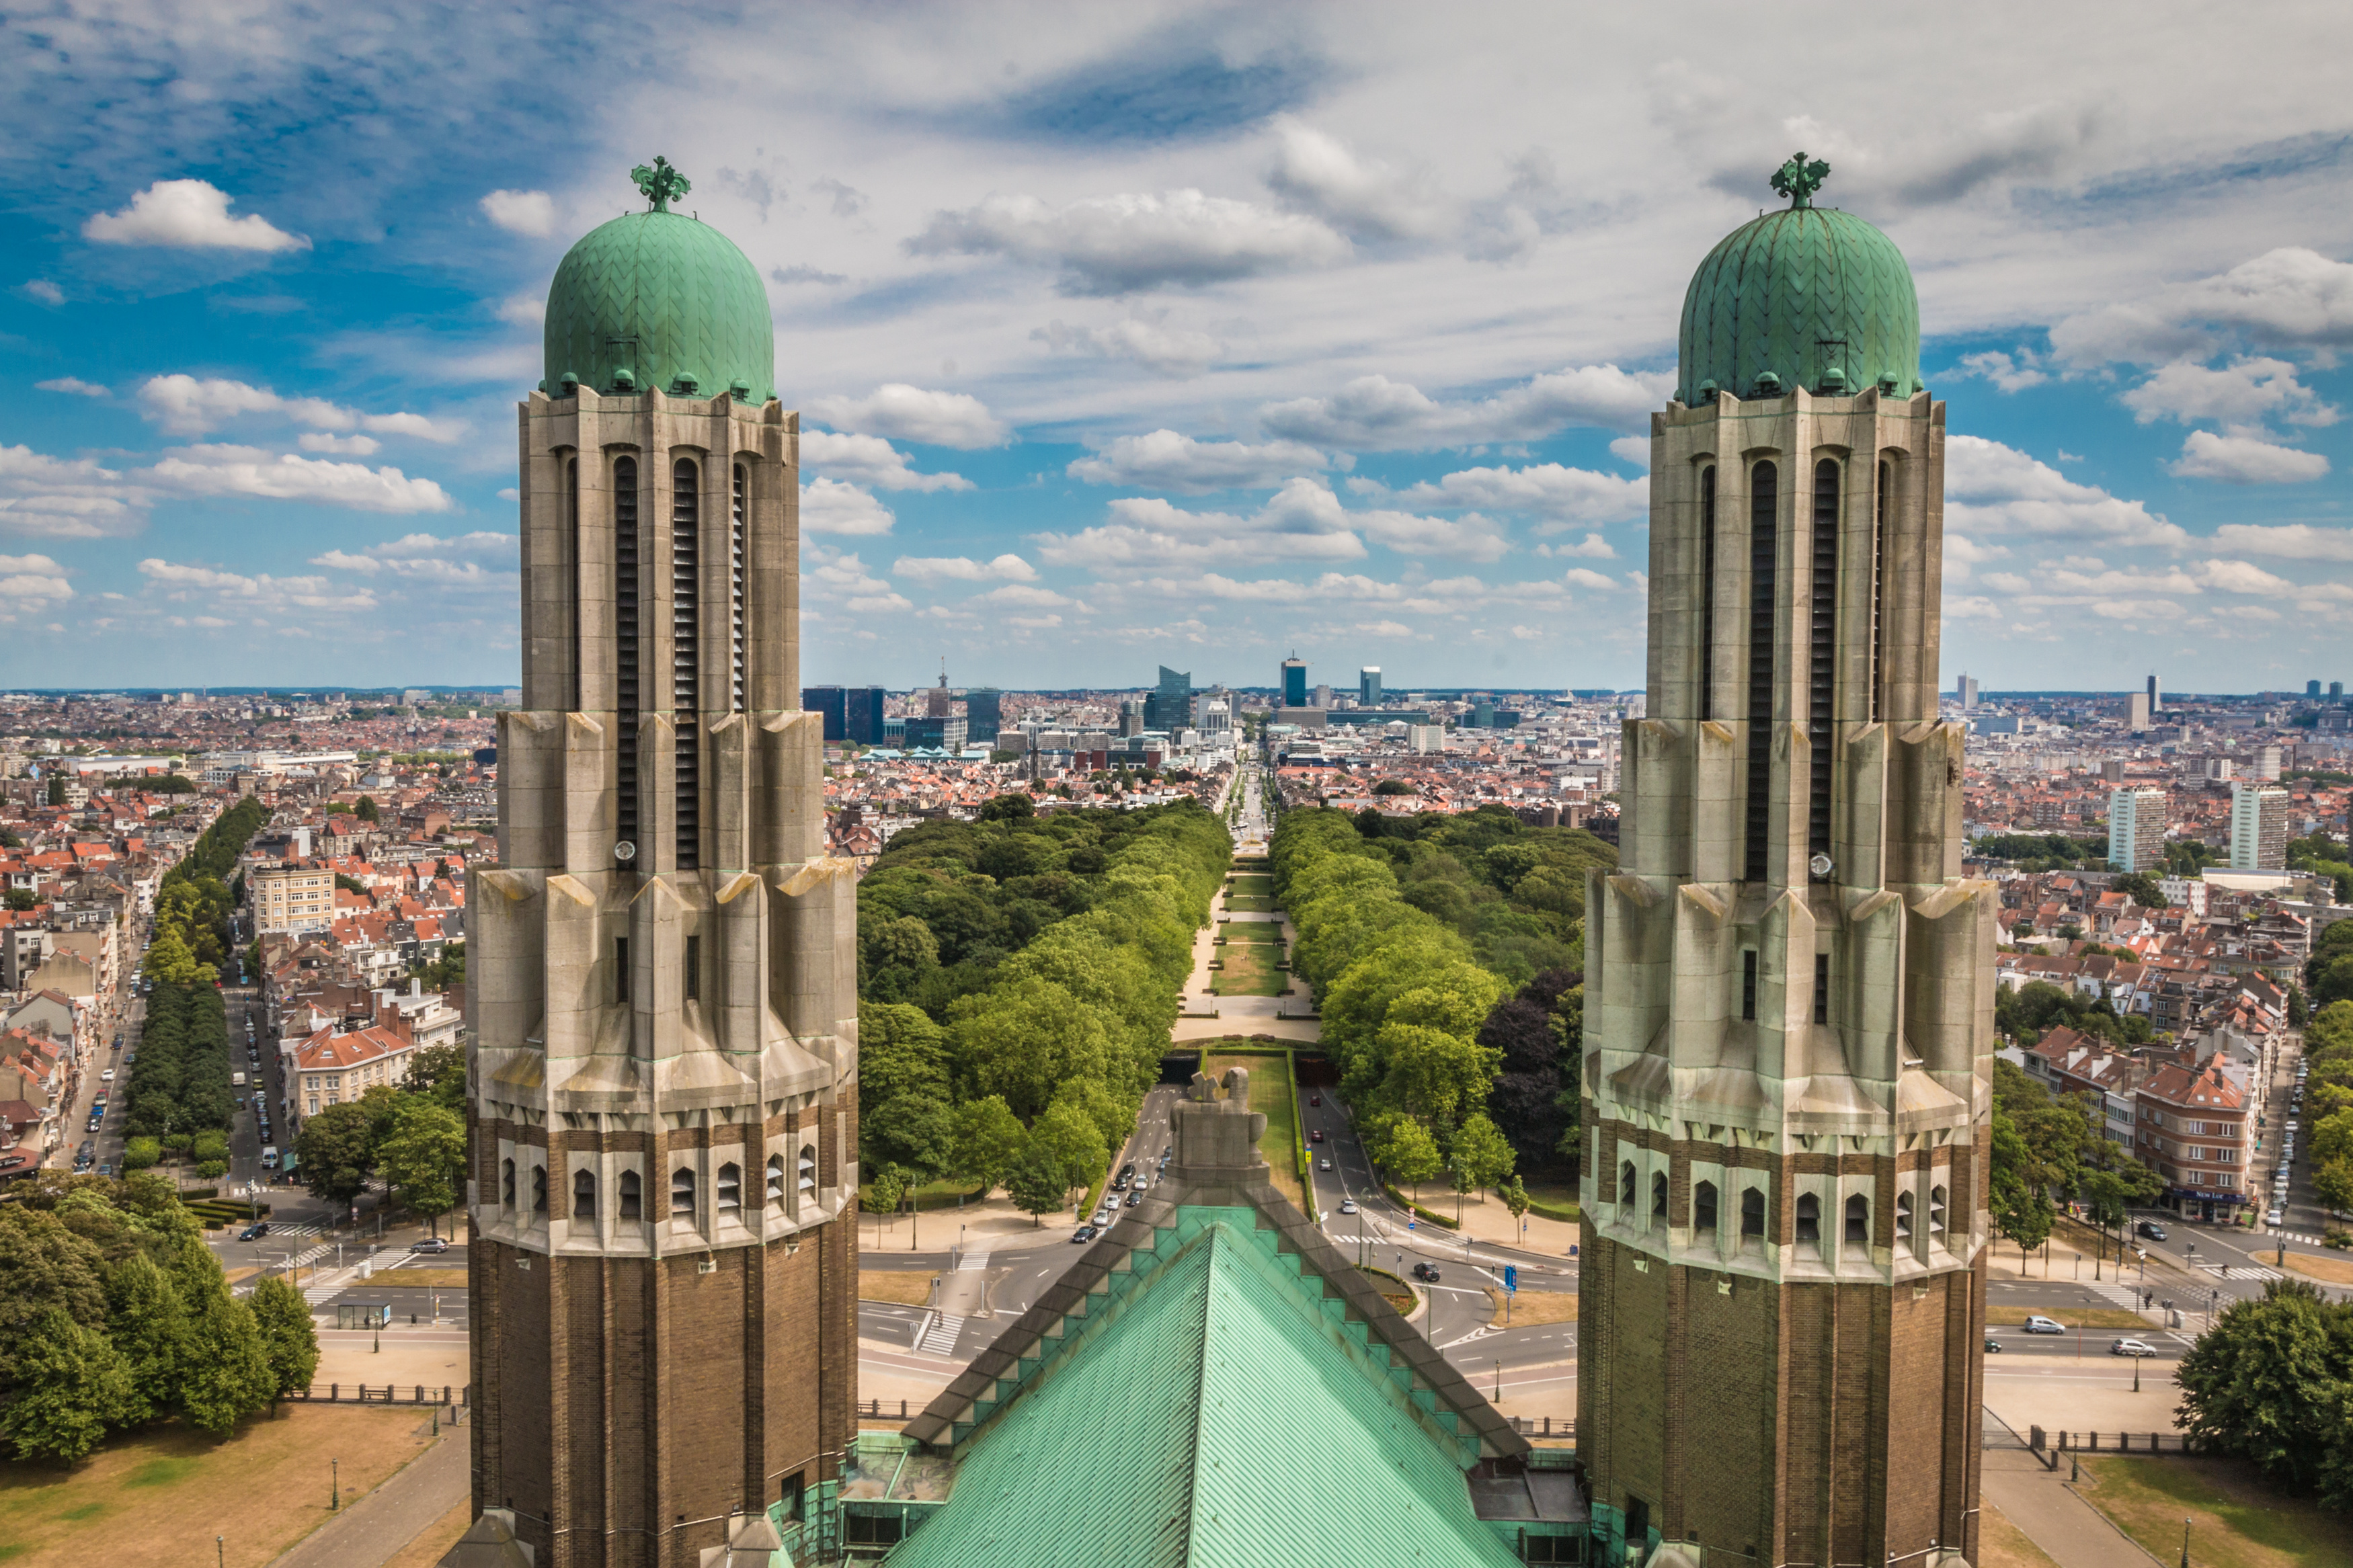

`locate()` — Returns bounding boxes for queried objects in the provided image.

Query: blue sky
[3,3,2351,694]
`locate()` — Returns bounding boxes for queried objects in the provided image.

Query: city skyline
[4,8,2352,691]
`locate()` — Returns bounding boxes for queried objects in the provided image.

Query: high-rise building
[2334,682,2346,699]
[2311,679,2325,698]
[1580,161,1993,1568]
[1313,682,1332,709]
[904,714,967,751]
[2229,782,2288,870]
[964,686,1002,744]
[845,684,885,745]
[1144,665,1192,731]
[2147,673,2161,713]
[2126,690,2151,731]
[801,684,848,741]
[1360,666,1382,706]
[1118,698,1145,737]
[1957,673,1979,710]
[446,165,859,1565]
[1281,653,1308,708]
[2254,744,2282,781]
[2108,787,2169,871]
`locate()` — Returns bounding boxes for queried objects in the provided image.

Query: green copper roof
[541,202,773,401]
[885,1210,1525,1568]
[1676,204,1921,403]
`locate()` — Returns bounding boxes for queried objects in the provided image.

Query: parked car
[2135,1221,2168,1241]
[1339,1198,1358,1214]
[409,1237,451,1253]
[2021,1315,2065,1334]
[1410,1262,1441,1282]
[239,1223,270,1241]
[2265,1208,2284,1225]
[2110,1339,2158,1358]
[1092,1207,1113,1227]
[1071,1224,1097,1244]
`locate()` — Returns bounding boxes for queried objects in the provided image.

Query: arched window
[798,1144,817,1195]
[1741,1187,1765,1238]
[1650,1171,1669,1227]
[573,1169,597,1220]
[619,1169,642,1221]
[672,1167,697,1218]
[717,1162,742,1214]
[1929,1184,1948,1241]
[1698,465,1717,723]
[1694,1181,1719,1233]
[766,1154,785,1204]
[501,1157,516,1208]
[1795,1191,1821,1243]
[1807,457,1839,860]
[1844,1193,1869,1247]
[1619,1160,1638,1208]
[1896,1190,1915,1241]
[530,1165,547,1214]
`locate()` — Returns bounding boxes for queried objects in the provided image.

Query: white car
[1091,1207,1113,1227]
[100,1068,114,1082]
[2110,1338,2158,1358]
[2265,1208,2284,1226]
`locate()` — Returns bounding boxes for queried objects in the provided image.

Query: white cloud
[846,592,914,614]
[135,374,461,441]
[83,179,306,252]
[1354,509,1510,562]
[800,429,971,491]
[296,432,381,456]
[137,557,376,612]
[2172,247,2353,349]
[1608,436,1650,468]
[0,444,153,538]
[802,545,891,598]
[1560,567,1618,591]
[1036,477,1371,569]
[1259,364,1673,449]
[36,377,108,397]
[309,532,515,583]
[2208,523,2353,561]
[20,282,64,306]
[799,477,895,535]
[1944,434,2188,548]
[2166,430,2330,484]
[1378,462,1648,526]
[892,554,1037,585]
[805,384,1006,449]
[1942,535,2010,578]
[2122,356,2337,431]
[1944,596,2003,620]
[1952,350,2048,393]
[1032,317,1225,378]
[1264,117,1449,242]
[906,188,1349,294]
[1066,430,1332,492]
[141,445,456,513]
[0,554,73,618]
[1535,534,1616,560]
[479,189,557,238]
[494,294,545,326]
[2188,558,2297,595]
[969,583,1074,608]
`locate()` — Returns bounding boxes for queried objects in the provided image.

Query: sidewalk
[268,1418,469,1568]
[1980,1421,2159,1568]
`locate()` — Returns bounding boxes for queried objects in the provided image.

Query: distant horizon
[0,684,2336,702]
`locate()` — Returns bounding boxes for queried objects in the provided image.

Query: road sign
[1503,1265,1518,1294]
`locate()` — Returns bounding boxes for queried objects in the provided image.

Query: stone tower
[1578,155,1993,1568]
[451,159,859,1568]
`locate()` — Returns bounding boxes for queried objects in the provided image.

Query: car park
[2022,1315,2064,1334]
[1410,1262,1441,1283]
[2111,1339,2158,1358]
[1071,1224,1097,1243]
[2135,1221,2167,1241]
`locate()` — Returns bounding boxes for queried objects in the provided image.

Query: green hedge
[1384,1184,1460,1230]
[1526,1196,1579,1224]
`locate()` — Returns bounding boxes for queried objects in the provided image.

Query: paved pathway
[1979,1416,2163,1568]
[269,1418,469,1568]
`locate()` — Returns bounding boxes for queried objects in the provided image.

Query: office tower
[1119,698,1144,738]
[800,684,848,742]
[1281,653,1308,708]
[1144,665,1192,732]
[2334,682,2345,699]
[964,687,1002,744]
[2311,679,2324,698]
[1957,673,1979,711]
[2254,744,2282,781]
[451,163,859,1565]
[2127,691,2151,731]
[1361,666,1383,706]
[904,714,967,752]
[1314,682,1332,709]
[2108,787,2169,871]
[1581,157,1992,1568]
[2228,782,2288,871]
[2147,673,2161,714]
[2102,759,2126,784]
[846,685,885,745]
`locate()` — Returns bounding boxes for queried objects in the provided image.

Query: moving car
[1310,1129,1324,1143]
[1983,1339,2002,1354]
[2110,1339,2158,1358]
[1124,1189,1143,1208]
[1091,1207,1113,1227]
[1071,1224,1097,1243]
[2135,1221,2168,1241]
[1339,1198,1358,1214]
[1318,1157,1332,1171]
[1410,1262,1441,1282]
[238,1223,270,1241]
[409,1237,450,1253]
[2022,1315,2065,1334]
[100,1068,114,1082]
[1310,1095,1321,1107]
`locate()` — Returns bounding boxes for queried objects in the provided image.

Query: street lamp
[331,1457,340,1511]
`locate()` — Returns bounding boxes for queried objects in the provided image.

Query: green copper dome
[541,200,774,402]
[1676,202,1920,405]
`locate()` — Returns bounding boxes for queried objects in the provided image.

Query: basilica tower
[449,159,859,1567]
[1579,156,1993,1568]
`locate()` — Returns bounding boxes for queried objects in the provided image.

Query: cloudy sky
[4,3,2352,694]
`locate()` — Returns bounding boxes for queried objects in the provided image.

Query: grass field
[1485,1287,1579,1326]
[374,1268,469,1288]
[1212,942,1285,995]
[0,1405,444,1568]
[1985,1306,2153,1329]
[2076,1454,2353,1568]
[386,1499,473,1568]
[1201,1048,1302,1210]
[1224,895,1276,913]
[1220,922,1282,943]
[1979,1500,2063,1568]
[1227,874,1275,897]
[2284,1250,2353,1285]
[859,1270,939,1306]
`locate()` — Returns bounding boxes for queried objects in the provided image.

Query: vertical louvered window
[1808,459,1839,862]
[671,1167,697,1218]
[766,1155,785,1204]
[1741,949,1758,1022]
[730,463,748,712]
[1698,466,1716,722]
[1741,1187,1765,1238]
[1693,1181,1718,1233]
[1814,952,1831,1026]
[1872,461,1890,725]
[565,456,581,712]
[1743,461,1778,882]
[1795,1192,1820,1244]
[717,1162,742,1213]
[797,1144,816,1194]
[614,457,641,849]
[573,1169,597,1220]
[684,933,700,1003]
[673,458,701,870]
[619,1169,642,1221]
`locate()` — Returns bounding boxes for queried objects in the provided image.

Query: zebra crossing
[918,1313,965,1356]
[2194,1260,2281,1281]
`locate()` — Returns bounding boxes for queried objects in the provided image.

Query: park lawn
[859,1270,939,1306]
[1484,1287,1579,1326]
[1979,1500,2062,1568]
[1227,874,1275,896]
[1985,1306,2152,1329]
[1220,921,1283,944]
[1212,943,1285,997]
[1224,895,1276,913]
[0,1405,443,1568]
[2075,1454,2353,1568]
[2284,1250,2353,1285]
[1201,1049,1303,1211]
[375,1268,470,1288]
[1523,1184,1583,1224]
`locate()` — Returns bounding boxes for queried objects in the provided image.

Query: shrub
[120,1136,161,1170]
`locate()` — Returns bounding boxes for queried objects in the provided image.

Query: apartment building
[2228,782,2288,871]
[249,863,337,935]
[2135,1058,2250,1221]
[2108,786,2169,872]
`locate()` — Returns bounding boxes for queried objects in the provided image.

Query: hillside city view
[5,8,2353,1568]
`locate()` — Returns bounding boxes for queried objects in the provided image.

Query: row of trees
[2307,915,2353,1010]
[855,796,1230,1217]
[116,980,237,1165]
[0,1173,319,1463]
[147,794,270,983]
[290,1042,469,1229]
[1275,808,1605,1202]
[1995,977,2157,1050]
[2289,830,2353,905]
[2301,1001,2353,1219]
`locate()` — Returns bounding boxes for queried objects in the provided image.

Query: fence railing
[2028,1426,2193,1456]
[289,1383,469,1406]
